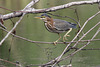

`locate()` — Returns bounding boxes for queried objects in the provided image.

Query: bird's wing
[53,19,70,31]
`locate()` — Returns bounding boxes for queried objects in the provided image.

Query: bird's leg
[54,33,61,45]
[63,28,72,42]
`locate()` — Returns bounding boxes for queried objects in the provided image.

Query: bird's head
[35,13,52,22]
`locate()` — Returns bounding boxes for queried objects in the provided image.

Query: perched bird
[35,13,76,45]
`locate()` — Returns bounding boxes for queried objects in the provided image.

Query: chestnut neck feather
[46,17,54,27]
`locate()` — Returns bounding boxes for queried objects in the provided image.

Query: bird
[35,13,76,45]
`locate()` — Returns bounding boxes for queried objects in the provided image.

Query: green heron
[35,13,76,45]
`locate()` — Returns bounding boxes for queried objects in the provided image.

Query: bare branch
[0,0,99,20]
[0,0,39,46]
[53,11,100,66]
[0,58,21,67]
[42,26,100,66]
[73,17,100,47]
[0,0,100,66]
[0,27,100,45]
[51,11,100,66]
[59,27,100,63]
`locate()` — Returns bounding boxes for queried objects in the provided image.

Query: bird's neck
[46,18,54,26]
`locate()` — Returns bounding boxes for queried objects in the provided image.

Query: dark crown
[41,13,51,18]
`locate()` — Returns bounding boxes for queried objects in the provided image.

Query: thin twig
[0,0,39,46]
[43,26,100,66]
[0,6,15,12]
[47,13,78,24]
[0,58,21,67]
[51,10,100,66]
[73,22,100,47]
[71,11,100,46]
[0,27,100,45]
[0,13,25,46]
[59,27,100,62]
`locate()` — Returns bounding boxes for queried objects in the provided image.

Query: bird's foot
[63,35,70,42]
[66,35,70,37]
[53,39,59,45]
[63,37,67,42]
[53,40,58,45]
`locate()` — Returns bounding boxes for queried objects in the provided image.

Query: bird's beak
[34,16,41,19]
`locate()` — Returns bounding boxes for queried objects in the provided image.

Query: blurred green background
[0,0,100,67]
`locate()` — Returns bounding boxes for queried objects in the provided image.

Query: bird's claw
[66,35,70,37]
[63,37,67,42]
[63,35,70,42]
[53,41,58,45]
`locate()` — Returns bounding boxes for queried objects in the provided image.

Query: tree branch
[0,58,21,67]
[0,0,39,46]
[41,26,100,67]
[0,27,100,45]
[59,27,100,63]
[0,0,99,20]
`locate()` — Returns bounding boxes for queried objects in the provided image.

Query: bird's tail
[71,23,77,28]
